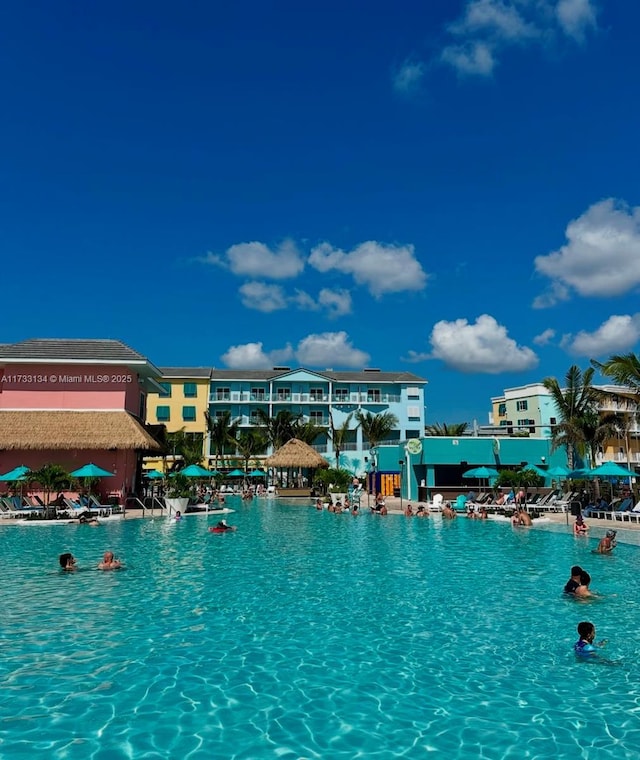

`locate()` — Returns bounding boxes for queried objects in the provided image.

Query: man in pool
[98,551,122,570]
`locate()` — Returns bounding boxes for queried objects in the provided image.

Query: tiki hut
[0,410,161,501]
[265,438,329,497]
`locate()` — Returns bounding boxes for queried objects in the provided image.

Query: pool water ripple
[2,502,640,758]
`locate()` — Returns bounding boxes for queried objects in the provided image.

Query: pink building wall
[0,363,149,502]
[0,364,140,412]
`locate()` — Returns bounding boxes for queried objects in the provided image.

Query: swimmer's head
[606,530,617,538]
[577,621,595,640]
[570,565,583,577]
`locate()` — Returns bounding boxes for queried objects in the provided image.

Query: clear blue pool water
[2,501,640,759]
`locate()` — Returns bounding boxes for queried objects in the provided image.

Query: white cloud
[221,332,369,370]
[393,60,425,93]
[205,239,304,279]
[534,199,640,304]
[317,288,352,318]
[556,0,598,42]
[309,240,428,297]
[428,314,539,373]
[562,314,640,357]
[221,342,273,369]
[239,282,287,312]
[441,41,496,76]
[438,0,598,78]
[402,350,431,363]
[449,0,539,42]
[532,281,570,310]
[296,332,370,368]
[533,328,556,346]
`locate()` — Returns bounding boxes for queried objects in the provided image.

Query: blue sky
[2,0,639,424]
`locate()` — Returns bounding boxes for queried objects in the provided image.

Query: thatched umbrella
[265,438,329,490]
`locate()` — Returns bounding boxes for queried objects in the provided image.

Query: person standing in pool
[564,565,584,594]
[574,621,609,659]
[595,530,617,554]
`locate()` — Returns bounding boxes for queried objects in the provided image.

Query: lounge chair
[431,494,443,511]
[611,497,634,521]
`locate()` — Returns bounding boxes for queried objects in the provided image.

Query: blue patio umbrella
[248,469,267,477]
[567,468,590,479]
[227,469,247,477]
[0,465,31,481]
[462,466,499,480]
[174,464,213,478]
[143,469,165,480]
[70,463,115,478]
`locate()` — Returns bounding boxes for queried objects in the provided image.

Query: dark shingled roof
[158,367,214,379]
[0,339,148,362]
[205,367,426,383]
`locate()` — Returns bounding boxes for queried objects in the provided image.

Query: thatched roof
[0,410,162,451]
[265,438,329,468]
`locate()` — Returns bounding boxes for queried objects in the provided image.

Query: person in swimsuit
[98,550,122,570]
[595,530,617,554]
[574,621,608,659]
[574,514,589,535]
[564,565,584,594]
[59,552,77,571]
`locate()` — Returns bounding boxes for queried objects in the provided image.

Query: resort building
[0,339,162,502]
[491,382,640,466]
[145,366,427,474]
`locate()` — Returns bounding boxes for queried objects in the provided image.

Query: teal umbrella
[249,469,267,477]
[70,463,115,478]
[0,465,31,481]
[227,469,247,477]
[144,469,165,480]
[462,466,499,479]
[588,461,636,479]
[208,469,221,477]
[546,465,569,478]
[173,464,212,478]
[522,463,547,478]
[567,468,590,479]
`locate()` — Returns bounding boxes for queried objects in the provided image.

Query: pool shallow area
[2,502,640,759]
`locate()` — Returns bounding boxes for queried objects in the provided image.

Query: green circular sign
[406,439,422,455]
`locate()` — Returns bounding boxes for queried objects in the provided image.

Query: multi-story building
[491,382,640,465]
[146,366,427,474]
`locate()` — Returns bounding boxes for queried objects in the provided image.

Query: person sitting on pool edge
[98,550,122,570]
[59,552,77,571]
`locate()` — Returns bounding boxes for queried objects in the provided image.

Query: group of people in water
[59,550,122,571]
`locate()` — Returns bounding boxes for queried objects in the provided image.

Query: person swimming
[209,519,237,533]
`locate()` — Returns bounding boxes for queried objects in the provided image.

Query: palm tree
[291,419,326,446]
[166,428,204,467]
[543,365,600,469]
[255,409,302,451]
[328,411,354,469]
[205,411,240,469]
[236,429,268,475]
[425,422,468,436]
[355,410,399,450]
[31,463,70,513]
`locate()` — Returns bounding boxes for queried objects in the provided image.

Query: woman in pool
[573,514,589,536]
[209,519,237,533]
[594,530,617,554]
[59,553,77,571]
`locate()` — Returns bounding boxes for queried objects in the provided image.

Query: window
[310,410,324,423]
[183,382,197,398]
[310,387,324,401]
[550,417,557,425]
[334,388,349,401]
[407,387,420,399]
[498,403,506,416]
[159,382,171,398]
[251,387,265,401]
[276,388,291,400]
[367,389,380,402]
[407,406,420,420]
[156,405,170,422]
[182,406,196,422]
[250,409,260,424]
[215,387,230,401]
[516,400,528,411]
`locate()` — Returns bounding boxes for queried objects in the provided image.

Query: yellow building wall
[145,376,210,469]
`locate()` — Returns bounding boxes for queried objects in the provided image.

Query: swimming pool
[2,502,640,759]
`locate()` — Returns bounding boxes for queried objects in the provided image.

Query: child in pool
[574,621,608,659]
